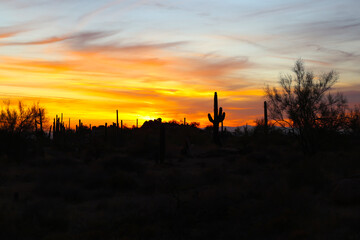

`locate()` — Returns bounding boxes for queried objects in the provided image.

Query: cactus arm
[218,107,223,121]
[208,113,214,123]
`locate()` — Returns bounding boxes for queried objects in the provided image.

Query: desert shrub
[266,59,347,154]
[0,101,47,133]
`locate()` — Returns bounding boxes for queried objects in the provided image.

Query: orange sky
[0,48,263,128]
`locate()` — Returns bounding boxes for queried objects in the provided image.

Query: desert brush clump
[0,101,46,134]
[265,59,348,154]
[0,101,48,160]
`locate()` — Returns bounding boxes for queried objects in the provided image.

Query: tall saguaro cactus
[159,123,165,164]
[264,101,268,134]
[39,109,43,133]
[208,92,225,145]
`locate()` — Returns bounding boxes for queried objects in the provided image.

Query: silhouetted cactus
[116,110,119,141]
[39,109,43,133]
[48,125,52,138]
[264,101,268,134]
[208,92,225,145]
[35,117,38,131]
[52,115,65,139]
[116,110,119,128]
[159,123,165,163]
[105,122,108,141]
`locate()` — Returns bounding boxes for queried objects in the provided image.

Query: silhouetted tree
[265,59,347,154]
[0,101,47,133]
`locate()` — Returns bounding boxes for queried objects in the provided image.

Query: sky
[0,0,359,127]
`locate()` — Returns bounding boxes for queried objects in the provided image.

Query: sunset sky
[1,0,359,127]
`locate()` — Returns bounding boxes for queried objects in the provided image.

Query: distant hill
[223,125,256,133]
[203,125,291,134]
[202,125,256,133]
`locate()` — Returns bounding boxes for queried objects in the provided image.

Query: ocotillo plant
[208,92,225,145]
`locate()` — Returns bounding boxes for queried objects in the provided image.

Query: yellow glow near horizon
[0,49,264,127]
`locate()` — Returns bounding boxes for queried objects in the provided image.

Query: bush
[265,59,347,154]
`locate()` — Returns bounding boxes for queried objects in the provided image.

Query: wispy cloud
[243,1,315,18]
[0,31,21,39]
[0,25,28,39]
[283,18,360,43]
[0,30,118,46]
[75,0,148,32]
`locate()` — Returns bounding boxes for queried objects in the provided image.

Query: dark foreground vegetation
[0,118,360,240]
[1,60,360,239]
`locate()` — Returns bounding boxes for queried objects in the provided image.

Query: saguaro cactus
[39,109,43,133]
[52,114,65,139]
[264,101,268,133]
[208,92,225,145]
[105,122,108,141]
[116,110,119,128]
[49,125,52,138]
[159,123,166,163]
